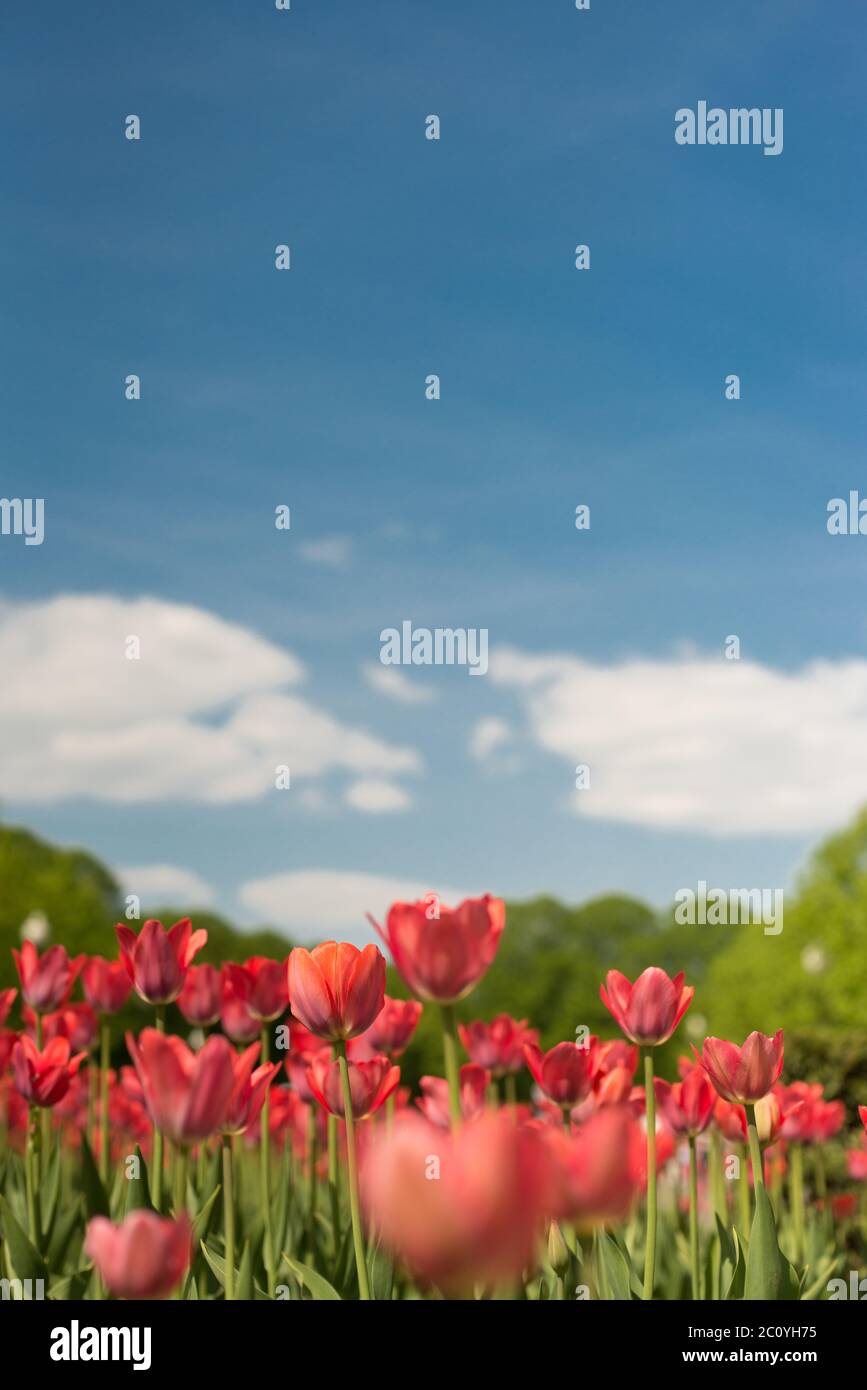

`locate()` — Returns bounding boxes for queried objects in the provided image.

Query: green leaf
[125,1146,153,1213]
[0,1194,48,1283]
[45,1200,84,1274]
[368,1239,394,1302]
[597,1230,632,1300]
[281,1253,342,1301]
[744,1185,795,1300]
[191,1184,221,1246]
[79,1136,109,1219]
[236,1242,254,1301]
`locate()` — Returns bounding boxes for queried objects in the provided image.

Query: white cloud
[469,716,513,761]
[117,864,214,907]
[344,778,411,813]
[0,595,420,804]
[298,536,352,568]
[491,646,867,836]
[362,662,436,705]
[238,870,472,945]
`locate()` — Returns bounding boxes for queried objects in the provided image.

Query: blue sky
[2,1,867,942]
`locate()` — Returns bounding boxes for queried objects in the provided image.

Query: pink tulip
[524,1040,598,1107]
[417,1064,489,1128]
[222,1042,279,1135]
[600,967,694,1046]
[178,963,222,1027]
[12,941,81,1014]
[81,957,132,1015]
[350,996,422,1059]
[306,1052,399,1120]
[12,1035,86,1107]
[85,1211,191,1299]
[459,1014,539,1075]
[288,941,386,1042]
[698,1030,784,1105]
[126,1028,236,1143]
[369,894,505,1003]
[654,1068,715,1137]
[116,918,207,1006]
[220,966,261,1043]
[223,957,288,1023]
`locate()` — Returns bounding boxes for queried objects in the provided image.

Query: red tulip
[126,1028,236,1143]
[177,963,222,1027]
[360,1109,556,1293]
[776,1082,844,1143]
[0,989,17,1027]
[847,1140,867,1181]
[549,1105,642,1227]
[116,918,207,1006]
[223,957,288,1023]
[222,1042,279,1135]
[600,967,694,1046]
[81,957,132,1015]
[306,1052,399,1120]
[459,1014,539,1075]
[220,966,260,1043]
[524,1040,598,1107]
[713,1096,747,1142]
[351,996,422,1059]
[754,1087,803,1145]
[860,1105,867,1134]
[698,1030,784,1104]
[288,941,386,1042]
[369,894,505,1004]
[417,1063,489,1128]
[12,1034,86,1107]
[36,1003,99,1053]
[12,941,81,1014]
[654,1068,714,1137]
[85,1211,191,1299]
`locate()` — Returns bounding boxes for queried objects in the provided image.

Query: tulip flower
[698,1030,784,1106]
[698,1030,785,1223]
[360,1109,556,1295]
[370,895,505,1128]
[177,963,222,1027]
[81,957,132,1015]
[126,1028,236,1144]
[116,918,207,1007]
[524,1040,598,1111]
[655,1070,714,1138]
[352,995,422,1058]
[224,957,288,1022]
[221,1042,278,1135]
[371,894,504,1005]
[12,941,81,1015]
[600,968,694,1047]
[713,1095,747,1142]
[220,966,261,1043]
[306,1052,399,1121]
[288,941,386,1043]
[417,1064,489,1128]
[85,1211,191,1299]
[599,966,693,1301]
[0,988,17,1027]
[860,1105,867,1134]
[12,1034,86,1107]
[459,1014,540,1076]
[548,1105,642,1229]
[847,1140,867,1181]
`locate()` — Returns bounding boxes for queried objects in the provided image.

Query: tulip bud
[547,1220,570,1275]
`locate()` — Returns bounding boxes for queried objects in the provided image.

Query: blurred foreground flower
[127,1028,236,1143]
[85,1211,191,1299]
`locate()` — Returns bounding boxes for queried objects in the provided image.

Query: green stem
[259,1025,275,1295]
[440,1003,461,1129]
[307,1105,319,1258]
[737,1141,751,1234]
[790,1141,804,1265]
[327,1113,341,1251]
[99,1018,111,1183]
[642,1050,657,1300]
[152,1006,165,1210]
[222,1136,235,1300]
[746,1105,765,1215]
[688,1134,700,1300]
[336,1042,370,1300]
[173,1144,188,1216]
[505,1074,518,1109]
[25,1105,39,1245]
